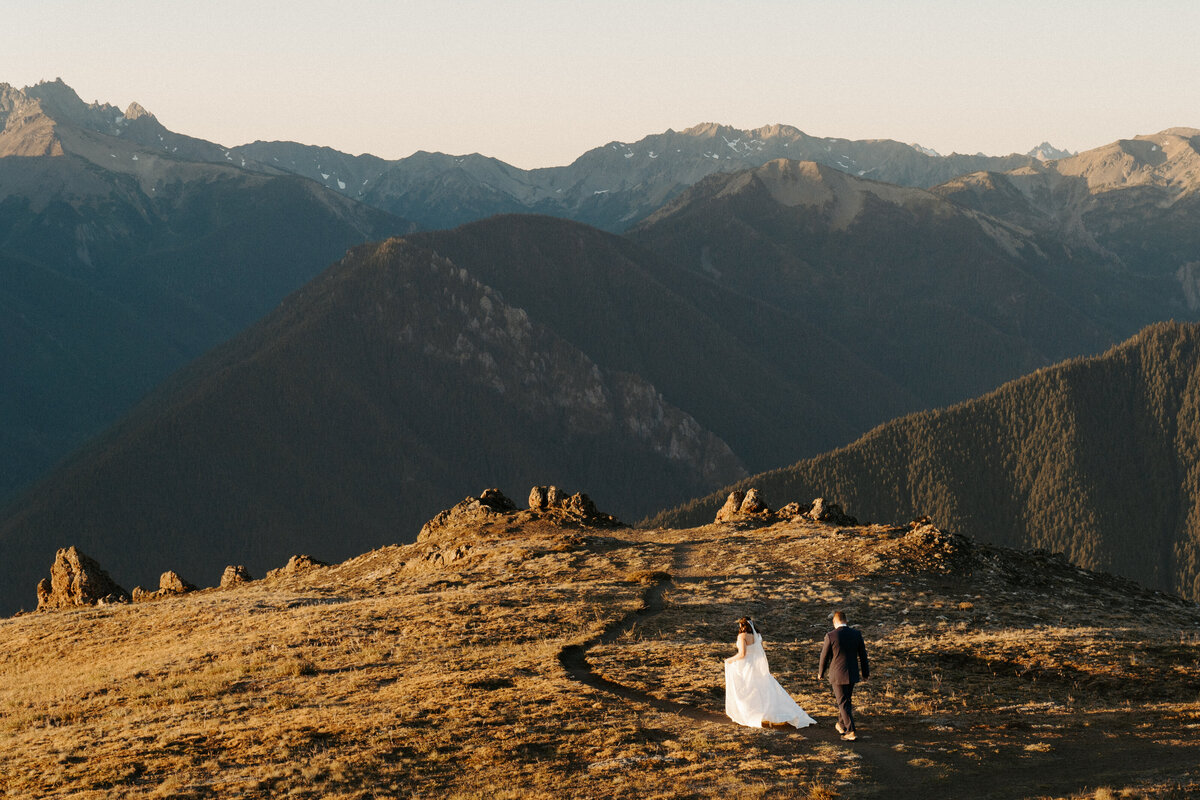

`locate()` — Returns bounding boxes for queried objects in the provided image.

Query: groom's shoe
[841,731,857,741]
[835,722,845,734]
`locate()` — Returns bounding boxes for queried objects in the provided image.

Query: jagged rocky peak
[17,77,132,137]
[123,101,154,121]
[35,546,129,610]
[1026,141,1074,161]
[677,121,800,142]
[24,78,87,113]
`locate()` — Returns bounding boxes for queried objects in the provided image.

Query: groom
[817,610,869,741]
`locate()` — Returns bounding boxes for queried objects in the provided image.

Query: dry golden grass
[1,516,1198,798]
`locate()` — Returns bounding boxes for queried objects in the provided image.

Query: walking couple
[723,611,869,740]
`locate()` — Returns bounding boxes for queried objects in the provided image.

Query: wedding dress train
[725,630,816,729]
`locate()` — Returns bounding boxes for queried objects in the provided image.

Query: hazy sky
[4,1,1198,168]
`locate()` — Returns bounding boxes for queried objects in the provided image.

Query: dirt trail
[557,540,1199,799]
[556,541,914,791]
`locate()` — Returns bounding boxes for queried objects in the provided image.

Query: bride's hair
[737,617,755,635]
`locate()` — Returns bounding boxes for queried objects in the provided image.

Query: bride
[724,617,816,729]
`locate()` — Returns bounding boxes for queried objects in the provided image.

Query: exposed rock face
[36,547,128,610]
[713,489,858,526]
[220,565,253,588]
[267,555,329,579]
[158,571,197,594]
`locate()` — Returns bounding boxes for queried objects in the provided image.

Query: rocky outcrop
[895,518,973,573]
[220,565,253,588]
[715,489,773,522]
[807,497,857,526]
[421,486,625,543]
[158,571,197,594]
[36,547,128,610]
[266,555,329,579]
[714,489,858,526]
[527,485,622,526]
[419,489,520,541]
[130,569,201,603]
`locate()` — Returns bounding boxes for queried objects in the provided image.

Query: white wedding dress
[725,628,816,729]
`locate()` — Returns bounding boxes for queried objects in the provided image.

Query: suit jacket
[818,625,869,684]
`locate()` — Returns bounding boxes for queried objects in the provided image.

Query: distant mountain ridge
[628,157,1133,410]
[233,122,1046,231]
[650,322,1200,602]
[0,79,414,501]
[934,128,1200,287]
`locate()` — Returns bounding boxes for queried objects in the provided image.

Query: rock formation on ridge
[35,546,128,610]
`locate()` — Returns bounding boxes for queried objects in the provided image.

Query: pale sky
[4,1,1198,169]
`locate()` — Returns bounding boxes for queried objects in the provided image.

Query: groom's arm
[817,634,831,679]
[857,633,869,680]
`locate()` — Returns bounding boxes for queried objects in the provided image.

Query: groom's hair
[832,610,847,625]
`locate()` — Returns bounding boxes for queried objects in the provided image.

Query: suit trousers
[831,682,855,732]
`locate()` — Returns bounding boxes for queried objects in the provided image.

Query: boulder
[715,490,747,522]
[740,488,769,514]
[220,565,253,588]
[158,571,197,594]
[808,497,857,526]
[266,554,329,579]
[36,546,129,610]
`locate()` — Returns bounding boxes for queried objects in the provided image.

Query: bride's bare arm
[725,633,750,664]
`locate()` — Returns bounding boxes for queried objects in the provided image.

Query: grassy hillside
[2,508,1197,798]
[649,322,1200,602]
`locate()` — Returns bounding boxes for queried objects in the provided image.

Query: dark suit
[818,625,869,733]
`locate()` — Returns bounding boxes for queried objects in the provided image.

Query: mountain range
[650,321,1200,602]
[5,77,1200,615]
[232,121,1051,232]
[0,79,413,502]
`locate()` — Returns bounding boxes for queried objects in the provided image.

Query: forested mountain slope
[650,322,1200,601]
[0,239,745,615]
[0,80,413,502]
